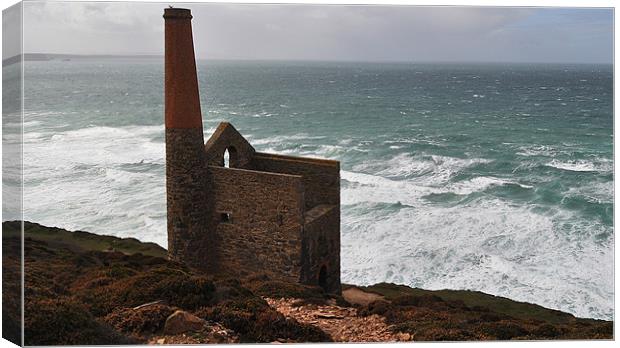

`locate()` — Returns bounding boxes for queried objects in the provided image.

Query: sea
[4,59,614,320]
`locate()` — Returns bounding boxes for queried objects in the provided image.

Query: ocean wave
[23,125,165,169]
[352,153,492,185]
[516,145,558,157]
[341,170,432,206]
[341,198,614,320]
[447,177,533,195]
[248,133,328,146]
[545,159,612,173]
[565,180,613,205]
[255,142,346,161]
[21,124,169,248]
[342,170,532,206]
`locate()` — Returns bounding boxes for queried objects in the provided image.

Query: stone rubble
[149,320,239,344]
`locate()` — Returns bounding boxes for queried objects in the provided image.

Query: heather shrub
[24,297,133,345]
[104,303,176,337]
[197,297,331,343]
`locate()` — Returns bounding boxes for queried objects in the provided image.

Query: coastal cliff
[3,221,612,345]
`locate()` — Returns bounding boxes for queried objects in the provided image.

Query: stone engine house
[164,8,341,293]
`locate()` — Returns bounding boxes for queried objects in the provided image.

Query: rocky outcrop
[163,310,206,335]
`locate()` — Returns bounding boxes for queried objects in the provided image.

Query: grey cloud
[21,2,612,63]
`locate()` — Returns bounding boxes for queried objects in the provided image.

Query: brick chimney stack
[164,8,202,129]
[164,8,211,268]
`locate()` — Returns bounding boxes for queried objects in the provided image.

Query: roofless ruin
[164,8,341,293]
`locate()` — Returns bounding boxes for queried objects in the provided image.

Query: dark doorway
[318,265,328,291]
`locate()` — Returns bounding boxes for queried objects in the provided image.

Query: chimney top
[163,8,192,20]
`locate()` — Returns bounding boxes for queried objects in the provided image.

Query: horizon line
[3,52,613,66]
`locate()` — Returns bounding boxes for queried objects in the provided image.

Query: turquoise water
[13,59,613,319]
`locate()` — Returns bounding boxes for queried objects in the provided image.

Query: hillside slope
[2,221,613,344]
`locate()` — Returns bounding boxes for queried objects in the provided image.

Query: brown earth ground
[266,293,410,342]
[3,221,613,345]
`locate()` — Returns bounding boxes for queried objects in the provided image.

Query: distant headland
[2,53,162,67]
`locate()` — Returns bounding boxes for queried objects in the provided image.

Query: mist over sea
[6,59,613,320]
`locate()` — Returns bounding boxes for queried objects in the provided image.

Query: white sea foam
[352,153,492,185]
[546,159,612,173]
[342,170,532,206]
[565,181,613,204]
[249,133,327,146]
[340,150,611,320]
[341,197,614,320]
[22,125,168,246]
[516,145,558,157]
[447,177,533,195]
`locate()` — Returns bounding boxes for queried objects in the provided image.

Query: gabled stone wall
[204,122,255,169]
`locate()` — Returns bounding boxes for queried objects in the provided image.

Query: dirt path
[265,297,410,342]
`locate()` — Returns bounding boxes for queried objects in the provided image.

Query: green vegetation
[356,283,613,340]
[4,221,331,345]
[3,221,613,344]
[360,282,574,324]
[25,297,135,345]
[4,221,166,257]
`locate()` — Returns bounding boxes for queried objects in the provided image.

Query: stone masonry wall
[166,128,214,271]
[204,123,255,169]
[208,165,305,281]
[252,153,340,211]
[301,205,341,293]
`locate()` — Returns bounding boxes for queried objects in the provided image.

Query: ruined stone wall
[204,123,255,169]
[252,153,340,210]
[208,165,305,281]
[301,205,341,294]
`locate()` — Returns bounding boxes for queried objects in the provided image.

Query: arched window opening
[224,149,230,168]
[222,146,238,168]
[318,265,328,291]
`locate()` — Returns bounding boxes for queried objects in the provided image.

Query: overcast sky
[16,2,614,63]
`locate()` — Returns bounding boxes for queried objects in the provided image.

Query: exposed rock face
[163,310,207,335]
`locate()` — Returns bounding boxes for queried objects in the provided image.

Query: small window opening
[220,212,232,223]
[224,149,230,168]
[318,265,328,291]
[222,146,238,168]
[277,214,284,226]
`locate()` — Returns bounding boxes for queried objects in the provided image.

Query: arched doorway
[318,265,328,292]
